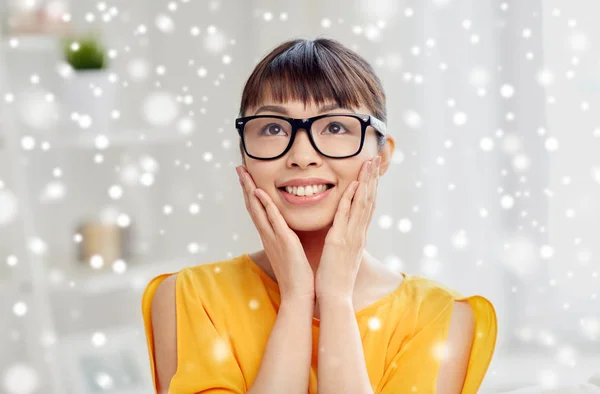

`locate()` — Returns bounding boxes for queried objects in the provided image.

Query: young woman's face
[242,100,383,232]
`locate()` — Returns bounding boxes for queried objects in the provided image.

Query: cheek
[246,165,276,191]
[362,134,380,155]
[334,158,368,182]
[249,175,269,191]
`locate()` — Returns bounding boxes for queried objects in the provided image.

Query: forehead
[249,95,367,117]
[244,81,370,116]
[256,102,353,114]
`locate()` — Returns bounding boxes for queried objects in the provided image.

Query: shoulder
[148,254,249,332]
[142,254,255,392]
[407,275,464,301]
[403,275,491,340]
[151,272,178,338]
[152,273,178,311]
[144,254,255,310]
[400,275,496,392]
[180,254,250,280]
[403,275,464,323]
[148,255,248,292]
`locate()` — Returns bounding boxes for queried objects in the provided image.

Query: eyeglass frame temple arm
[369,115,387,137]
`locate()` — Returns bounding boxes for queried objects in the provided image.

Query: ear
[378,135,395,176]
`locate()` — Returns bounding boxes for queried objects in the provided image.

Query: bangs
[239,38,386,122]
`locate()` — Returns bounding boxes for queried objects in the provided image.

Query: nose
[286,127,321,168]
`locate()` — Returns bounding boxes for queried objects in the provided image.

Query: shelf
[42,128,190,149]
[1,34,61,52]
[0,263,17,291]
[48,256,193,295]
[0,276,15,292]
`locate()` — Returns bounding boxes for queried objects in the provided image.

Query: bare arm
[436,300,475,393]
[247,295,315,394]
[151,274,178,394]
[317,296,373,394]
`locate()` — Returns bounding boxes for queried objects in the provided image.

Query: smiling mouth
[278,183,335,197]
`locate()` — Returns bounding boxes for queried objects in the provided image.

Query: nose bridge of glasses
[287,118,318,153]
[291,117,312,133]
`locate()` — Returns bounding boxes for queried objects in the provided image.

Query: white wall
[1,0,599,392]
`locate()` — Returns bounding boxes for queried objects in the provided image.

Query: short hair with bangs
[238,37,388,159]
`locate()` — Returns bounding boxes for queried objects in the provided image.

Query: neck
[250,227,377,293]
[294,226,373,291]
[294,226,330,273]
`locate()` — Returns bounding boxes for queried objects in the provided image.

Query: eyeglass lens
[243,116,362,159]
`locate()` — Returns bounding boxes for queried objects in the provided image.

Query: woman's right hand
[236,166,315,302]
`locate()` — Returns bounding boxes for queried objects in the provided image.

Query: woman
[142,37,497,394]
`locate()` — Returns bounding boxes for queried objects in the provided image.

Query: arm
[151,276,314,394]
[316,298,476,394]
[436,301,475,394]
[151,274,178,394]
[247,295,315,394]
[317,295,373,394]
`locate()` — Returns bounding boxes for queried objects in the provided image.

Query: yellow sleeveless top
[141,253,497,394]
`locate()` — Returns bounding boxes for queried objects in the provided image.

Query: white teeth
[284,184,329,196]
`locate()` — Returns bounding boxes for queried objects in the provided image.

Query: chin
[288,222,332,232]
[283,213,334,232]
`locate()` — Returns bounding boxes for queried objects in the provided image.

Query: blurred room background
[0,0,599,393]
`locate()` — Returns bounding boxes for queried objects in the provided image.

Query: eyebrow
[254,103,353,116]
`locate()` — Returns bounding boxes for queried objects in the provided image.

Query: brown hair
[238,37,387,161]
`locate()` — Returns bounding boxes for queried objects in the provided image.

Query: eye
[263,123,284,136]
[326,122,346,134]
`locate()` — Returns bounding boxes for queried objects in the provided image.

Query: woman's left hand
[315,155,381,301]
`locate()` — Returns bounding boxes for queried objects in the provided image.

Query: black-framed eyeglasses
[235,113,387,160]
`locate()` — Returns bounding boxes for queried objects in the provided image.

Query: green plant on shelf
[62,33,108,71]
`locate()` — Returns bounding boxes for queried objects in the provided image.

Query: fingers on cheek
[349,181,358,196]
[256,189,271,205]
[370,162,377,184]
[343,194,352,211]
[349,182,359,203]
[358,163,367,182]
